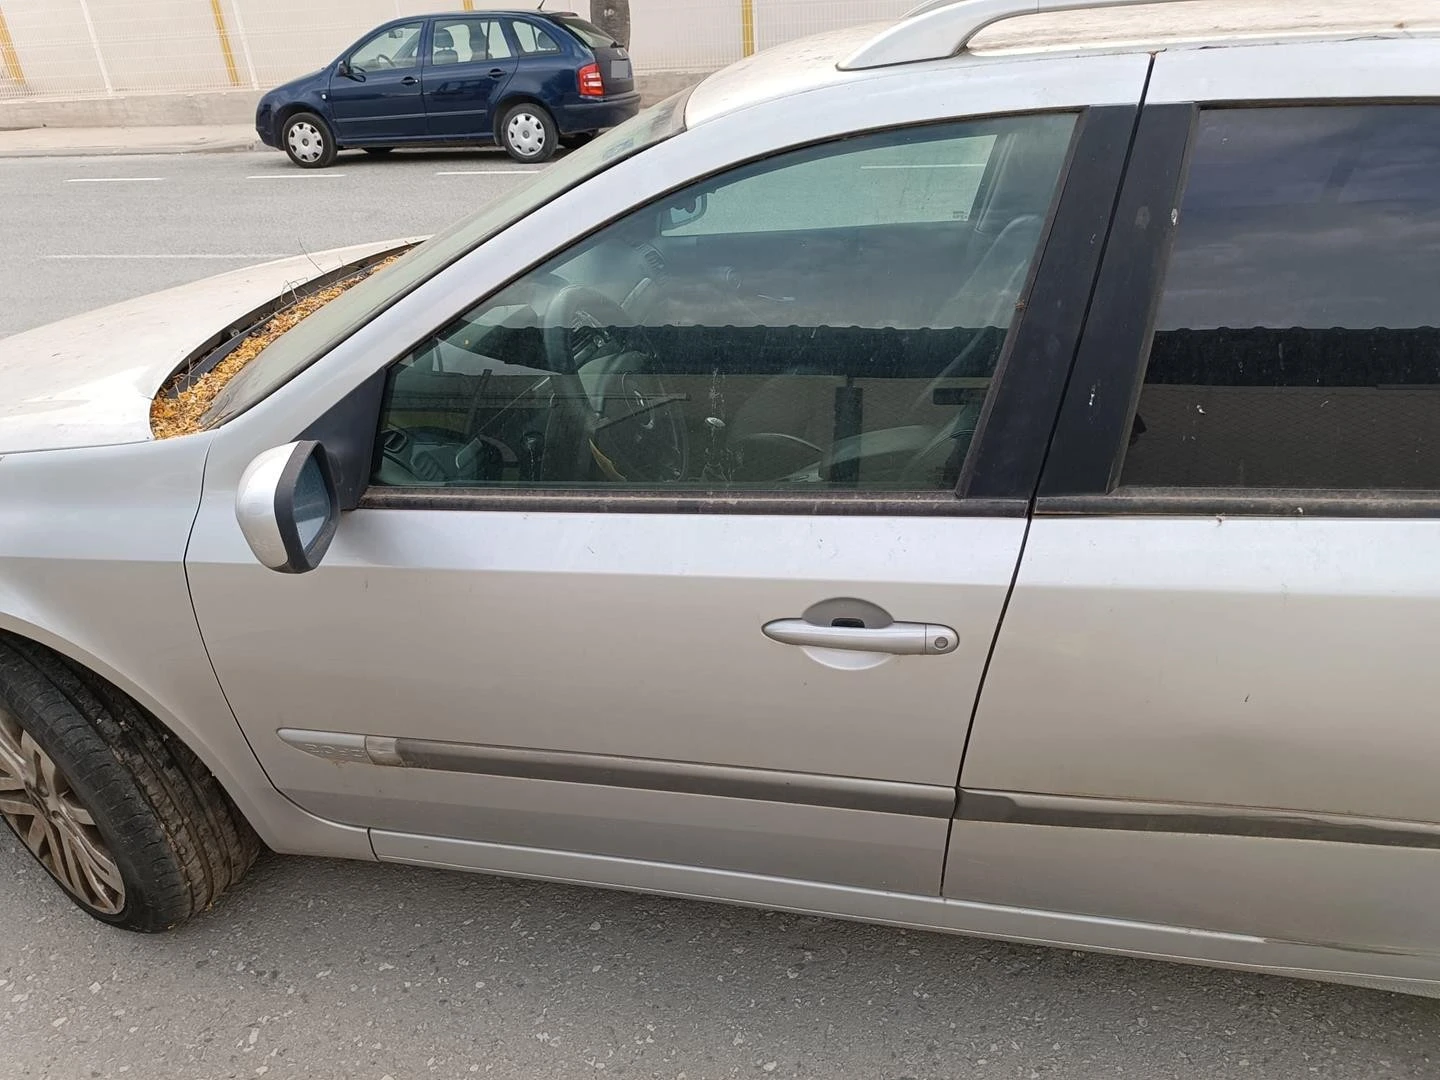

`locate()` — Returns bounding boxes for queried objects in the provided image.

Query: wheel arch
[275,101,339,148]
[493,94,555,141]
[276,101,318,130]
[0,610,372,862]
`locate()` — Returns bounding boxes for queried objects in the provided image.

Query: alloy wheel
[0,705,124,914]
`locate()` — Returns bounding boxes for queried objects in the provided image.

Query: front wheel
[0,636,260,931]
[500,104,557,164]
[282,111,337,169]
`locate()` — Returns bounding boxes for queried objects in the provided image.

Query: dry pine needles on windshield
[150,253,404,440]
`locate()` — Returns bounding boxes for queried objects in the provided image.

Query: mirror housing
[338,58,362,80]
[235,441,340,574]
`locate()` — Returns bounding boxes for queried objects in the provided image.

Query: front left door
[329,21,426,142]
[186,88,1145,896]
[423,16,517,138]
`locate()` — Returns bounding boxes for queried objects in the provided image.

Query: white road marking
[434,169,542,176]
[64,176,165,183]
[859,163,987,170]
[45,253,290,260]
[245,173,348,179]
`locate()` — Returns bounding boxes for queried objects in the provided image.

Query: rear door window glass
[430,18,510,64]
[1122,105,1440,490]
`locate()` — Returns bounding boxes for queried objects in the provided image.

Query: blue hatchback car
[255,9,639,168]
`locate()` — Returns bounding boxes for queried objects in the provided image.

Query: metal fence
[0,0,917,100]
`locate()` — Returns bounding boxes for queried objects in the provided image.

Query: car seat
[433,28,459,65]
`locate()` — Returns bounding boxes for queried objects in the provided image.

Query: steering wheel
[542,285,688,484]
[373,53,393,68]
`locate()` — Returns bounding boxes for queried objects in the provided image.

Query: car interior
[372,115,1077,492]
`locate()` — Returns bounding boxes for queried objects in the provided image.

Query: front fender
[0,435,371,860]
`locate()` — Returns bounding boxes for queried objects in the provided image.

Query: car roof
[685,0,1440,128]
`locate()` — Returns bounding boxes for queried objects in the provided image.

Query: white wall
[0,0,910,99]
[88,0,231,92]
[754,0,911,50]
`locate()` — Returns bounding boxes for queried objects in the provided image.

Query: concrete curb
[0,138,265,158]
[0,126,264,158]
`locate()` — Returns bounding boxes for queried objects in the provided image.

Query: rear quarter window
[509,20,563,55]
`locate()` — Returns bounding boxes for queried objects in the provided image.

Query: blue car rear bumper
[557,92,642,134]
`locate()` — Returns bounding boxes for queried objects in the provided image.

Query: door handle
[762,619,958,656]
[489,67,506,77]
[401,75,418,85]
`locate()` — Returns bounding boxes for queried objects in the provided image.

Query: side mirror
[235,441,340,574]
[338,58,362,80]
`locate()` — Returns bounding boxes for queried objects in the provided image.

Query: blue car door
[423,16,518,138]
[329,20,427,141]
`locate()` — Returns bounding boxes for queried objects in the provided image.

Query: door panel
[949,820,1440,953]
[423,60,517,137]
[961,516,1440,824]
[330,72,424,141]
[948,46,1440,950]
[424,16,517,137]
[190,511,1024,893]
[330,21,426,141]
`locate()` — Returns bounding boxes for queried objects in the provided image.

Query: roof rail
[838,0,1200,70]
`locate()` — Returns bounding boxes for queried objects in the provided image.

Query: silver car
[4,0,1440,999]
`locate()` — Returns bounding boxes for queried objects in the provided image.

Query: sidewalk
[0,124,261,158]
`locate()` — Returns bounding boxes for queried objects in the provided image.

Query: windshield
[551,15,619,48]
[202,87,691,427]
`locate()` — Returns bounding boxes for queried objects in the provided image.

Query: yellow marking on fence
[462,0,476,10]
[209,0,242,88]
[741,0,757,56]
[0,4,25,88]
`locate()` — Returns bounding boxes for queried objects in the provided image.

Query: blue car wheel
[283,112,338,170]
[500,103,558,164]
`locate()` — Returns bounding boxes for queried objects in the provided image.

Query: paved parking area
[4,831,1439,1080]
[0,147,541,340]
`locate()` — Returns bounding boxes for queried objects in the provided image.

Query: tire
[0,635,260,932]
[363,147,394,157]
[499,103,558,164]
[282,111,337,169]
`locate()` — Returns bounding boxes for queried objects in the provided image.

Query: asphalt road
[0,148,544,339]
[2,147,1440,1079]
